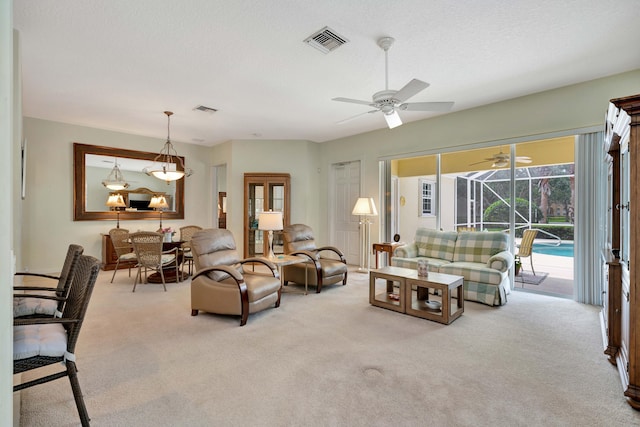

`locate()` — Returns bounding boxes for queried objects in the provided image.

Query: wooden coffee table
[370,266,464,324]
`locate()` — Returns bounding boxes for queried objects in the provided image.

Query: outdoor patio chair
[516,229,539,276]
[13,243,84,318]
[14,254,101,427]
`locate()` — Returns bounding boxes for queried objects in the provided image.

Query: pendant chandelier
[102,158,129,191]
[143,111,194,184]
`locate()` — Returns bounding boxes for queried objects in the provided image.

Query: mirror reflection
[85,154,177,212]
[73,143,185,222]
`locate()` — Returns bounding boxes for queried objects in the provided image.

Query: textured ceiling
[13,0,640,146]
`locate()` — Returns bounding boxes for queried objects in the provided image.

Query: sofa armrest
[394,243,418,258]
[487,251,514,272]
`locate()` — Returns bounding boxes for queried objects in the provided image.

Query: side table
[372,242,403,268]
[262,255,310,295]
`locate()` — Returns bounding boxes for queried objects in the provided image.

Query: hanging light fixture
[102,158,129,191]
[143,111,194,184]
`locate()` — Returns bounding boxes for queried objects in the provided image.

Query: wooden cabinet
[603,94,640,409]
[101,234,136,271]
[243,173,290,258]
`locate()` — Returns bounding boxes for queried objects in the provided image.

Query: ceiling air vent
[304,26,348,54]
[193,105,218,114]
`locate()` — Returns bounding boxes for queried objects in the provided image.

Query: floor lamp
[258,211,283,259]
[106,194,126,228]
[352,197,378,273]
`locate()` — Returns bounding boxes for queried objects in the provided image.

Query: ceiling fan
[469,148,532,168]
[332,36,454,129]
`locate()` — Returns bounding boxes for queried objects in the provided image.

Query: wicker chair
[190,229,281,326]
[516,229,539,276]
[130,231,179,292]
[109,228,138,283]
[14,254,101,427]
[13,244,84,318]
[282,224,348,293]
[179,225,203,275]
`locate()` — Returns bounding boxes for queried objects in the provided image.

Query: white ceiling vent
[193,105,218,114]
[304,26,348,54]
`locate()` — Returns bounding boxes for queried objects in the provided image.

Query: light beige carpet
[15,267,640,426]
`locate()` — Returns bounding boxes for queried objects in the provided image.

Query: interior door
[331,161,361,265]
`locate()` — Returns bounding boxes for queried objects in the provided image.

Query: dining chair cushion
[161,254,177,266]
[13,297,58,318]
[119,252,138,261]
[13,323,67,360]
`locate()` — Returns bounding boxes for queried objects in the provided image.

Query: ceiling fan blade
[399,101,455,112]
[332,97,374,107]
[393,79,429,103]
[336,110,378,125]
[469,159,493,166]
[516,157,533,164]
[384,110,402,129]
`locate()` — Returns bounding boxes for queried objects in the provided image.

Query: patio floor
[513,251,574,298]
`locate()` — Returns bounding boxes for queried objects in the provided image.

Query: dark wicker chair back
[14,254,101,427]
[13,243,84,317]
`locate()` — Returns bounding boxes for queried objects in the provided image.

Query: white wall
[21,118,212,272]
[2,4,15,424]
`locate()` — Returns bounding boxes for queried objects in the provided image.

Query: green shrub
[484,198,542,224]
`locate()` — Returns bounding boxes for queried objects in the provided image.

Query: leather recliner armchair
[282,224,348,293]
[190,229,281,326]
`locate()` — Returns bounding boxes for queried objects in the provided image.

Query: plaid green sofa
[391,228,513,306]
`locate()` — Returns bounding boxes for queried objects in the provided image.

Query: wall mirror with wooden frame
[73,143,185,221]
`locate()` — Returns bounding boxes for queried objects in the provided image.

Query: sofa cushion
[391,256,451,271]
[439,262,505,286]
[453,231,508,264]
[415,229,458,262]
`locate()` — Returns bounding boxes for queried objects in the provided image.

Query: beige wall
[21,118,213,272]
[17,69,640,272]
[318,69,640,245]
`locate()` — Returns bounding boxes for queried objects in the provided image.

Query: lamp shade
[258,211,283,231]
[352,197,378,216]
[106,194,126,208]
[148,195,169,209]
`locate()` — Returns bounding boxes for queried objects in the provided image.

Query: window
[419,178,435,216]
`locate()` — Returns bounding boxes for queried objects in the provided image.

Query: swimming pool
[532,242,574,258]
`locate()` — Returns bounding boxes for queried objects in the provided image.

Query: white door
[331,161,361,265]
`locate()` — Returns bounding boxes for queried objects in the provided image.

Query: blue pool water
[532,242,574,258]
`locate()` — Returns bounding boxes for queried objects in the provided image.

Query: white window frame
[419,178,436,217]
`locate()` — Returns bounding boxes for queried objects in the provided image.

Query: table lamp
[352,197,378,273]
[106,194,126,228]
[258,211,283,259]
[148,195,169,228]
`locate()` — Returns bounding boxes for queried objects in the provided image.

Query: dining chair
[13,243,84,318]
[13,254,101,427]
[130,231,179,292]
[109,228,138,283]
[179,225,203,275]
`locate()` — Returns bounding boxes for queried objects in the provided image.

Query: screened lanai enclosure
[453,163,575,242]
[387,136,576,298]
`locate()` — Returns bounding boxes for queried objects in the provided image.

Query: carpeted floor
[15,267,640,426]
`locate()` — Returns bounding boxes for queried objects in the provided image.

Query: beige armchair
[282,224,348,293]
[190,229,281,326]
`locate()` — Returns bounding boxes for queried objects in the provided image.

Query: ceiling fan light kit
[332,36,454,129]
